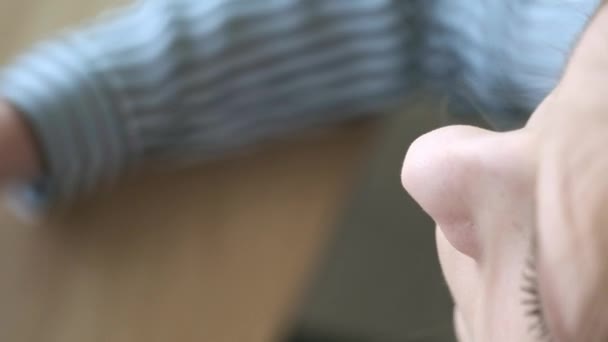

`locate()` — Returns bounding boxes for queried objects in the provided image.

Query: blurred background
[0,1,480,341]
[286,105,457,342]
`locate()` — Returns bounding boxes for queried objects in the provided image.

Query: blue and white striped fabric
[0,0,601,207]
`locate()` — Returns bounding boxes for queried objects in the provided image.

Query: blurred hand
[0,99,41,185]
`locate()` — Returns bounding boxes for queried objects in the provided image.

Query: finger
[436,226,479,336]
[454,306,472,342]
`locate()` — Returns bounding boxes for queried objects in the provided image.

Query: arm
[0,0,598,209]
[0,101,40,182]
[0,0,414,208]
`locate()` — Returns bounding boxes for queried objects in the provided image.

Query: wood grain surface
[0,1,378,341]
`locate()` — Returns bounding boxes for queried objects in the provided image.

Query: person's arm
[0,101,40,182]
[0,0,598,209]
[0,0,416,208]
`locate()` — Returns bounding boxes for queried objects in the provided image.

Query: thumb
[401,125,534,259]
[401,125,493,259]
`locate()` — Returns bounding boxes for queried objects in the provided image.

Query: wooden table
[0,2,378,341]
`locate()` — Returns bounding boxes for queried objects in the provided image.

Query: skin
[0,101,40,183]
[0,2,606,342]
[403,4,608,342]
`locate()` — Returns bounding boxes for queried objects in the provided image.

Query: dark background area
[287,104,462,342]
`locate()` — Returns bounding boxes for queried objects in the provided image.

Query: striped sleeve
[0,0,599,208]
[426,0,601,129]
[0,0,418,208]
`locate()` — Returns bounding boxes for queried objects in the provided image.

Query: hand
[0,99,41,185]
[525,5,608,339]
[401,4,608,341]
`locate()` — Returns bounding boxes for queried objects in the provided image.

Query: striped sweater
[0,0,600,208]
